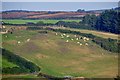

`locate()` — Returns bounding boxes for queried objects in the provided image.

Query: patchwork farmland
[2,11,99,19]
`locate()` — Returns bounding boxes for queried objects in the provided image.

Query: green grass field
[2,19,80,24]
[2,27,118,78]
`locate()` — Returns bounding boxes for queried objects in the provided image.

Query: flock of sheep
[55,33,90,46]
[17,38,30,44]
[5,32,89,46]
[5,35,31,44]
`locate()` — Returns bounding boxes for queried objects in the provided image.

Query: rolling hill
[1,10,99,19]
[2,27,118,78]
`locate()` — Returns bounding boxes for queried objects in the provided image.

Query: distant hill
[1,10,100,19]
[1,7,118,19]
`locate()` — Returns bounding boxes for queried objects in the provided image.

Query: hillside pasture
[51,27,118,39]
[2,28,118,78]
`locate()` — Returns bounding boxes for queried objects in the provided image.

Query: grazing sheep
[85,43,88,45]
[18,41,21,44]
[27,39,30,42]
[83,37,86,40]
[74,35,77,37]
[63,34,66,36]
[80,43,82,46]
[77,42,80,44]
[86,38,89,41]
[66,40,69,42]
[66,35,70,37]
[71,39,74,41]
[76,38,79,40]
[5,36,7,38]
[3,26,6,28]
[55,33,58,35]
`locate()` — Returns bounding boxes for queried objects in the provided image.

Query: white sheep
[55,33,58,35]
[86,38,89,41]
[71,39,74,41]
[74,35,77,37]
[66,40,69,42]
[83,37,87,40]
[3,26,6,28]
[63,34,66,36]
[77,42,80,44]
[18,41,21,44]
[27,39,30,42]
[80,43,82,46]
[66,35,70,37]
[85,43,88,46]
[76,38,79,40]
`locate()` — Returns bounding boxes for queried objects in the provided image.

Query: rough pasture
[51,27,118,39]
[2,29,118,78]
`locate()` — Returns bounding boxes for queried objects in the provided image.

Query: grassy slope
[2,29,118,78]
[51,27,118,39]
[2,19,80,24]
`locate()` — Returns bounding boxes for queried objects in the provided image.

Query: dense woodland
[95,10,120,34]
[1,48,40,74]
